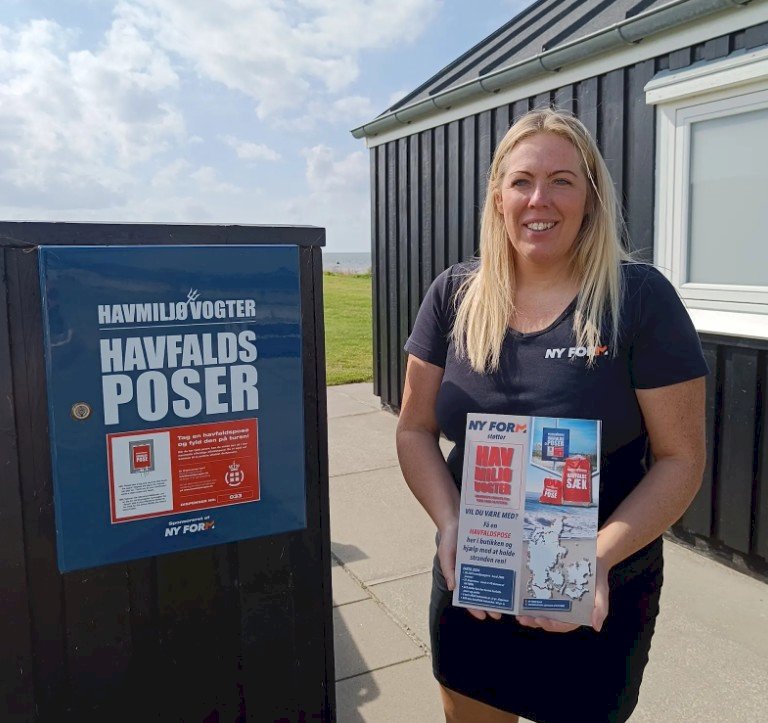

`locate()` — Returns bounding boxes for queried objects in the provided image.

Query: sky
[0,0,535,252]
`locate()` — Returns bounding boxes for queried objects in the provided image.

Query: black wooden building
[352,0,768,575]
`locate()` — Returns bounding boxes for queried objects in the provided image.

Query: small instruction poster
[453,413,601,625]
[107,419,259,523]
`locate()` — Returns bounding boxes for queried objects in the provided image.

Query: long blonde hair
[451,108,630,372]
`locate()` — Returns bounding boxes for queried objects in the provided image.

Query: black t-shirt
[405,261,708,529]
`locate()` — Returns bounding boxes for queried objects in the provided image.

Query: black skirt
[429,539,663,723]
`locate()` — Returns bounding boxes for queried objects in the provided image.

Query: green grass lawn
[323,272,373,385]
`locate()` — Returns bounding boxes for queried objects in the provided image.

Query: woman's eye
[511,178,529,187]
[553,177,572,185]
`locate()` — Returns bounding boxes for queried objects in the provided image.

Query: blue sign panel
[39,245,306,572]
[541,427,570,462]
[457,564,515,610]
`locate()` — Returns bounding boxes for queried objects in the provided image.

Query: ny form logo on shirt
[544,345,609,359]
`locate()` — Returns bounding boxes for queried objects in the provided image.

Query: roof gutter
[351,0,751,139]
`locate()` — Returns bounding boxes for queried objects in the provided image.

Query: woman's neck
[512,257,577,295]
[509,258,580,333]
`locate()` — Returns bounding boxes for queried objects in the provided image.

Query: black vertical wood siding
[433,125,447,280]
[398,137,410,392]
[371,148,380,398]
[420,130,434,295]
[477,110,493,218]
[386,142,399,405]
[447,121,461,267]
[409,134,421,331]
[717,348,759,554]
[756,354,768,561]
[461,116,477,261]
[624,59,656,259]
[0,250,35,718]
[369,23,768,572]
[492,104,510,148]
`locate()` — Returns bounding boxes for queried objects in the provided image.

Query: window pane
[688,107,768,286]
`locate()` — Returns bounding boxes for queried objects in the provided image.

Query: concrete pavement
[327,383,768,722]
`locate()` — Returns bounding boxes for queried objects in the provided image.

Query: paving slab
[336,657,443,723]
[327,387,381,420]
[633,541,768,721]
[659,540,768,654]
[368,572,433,650]
[333,599,426,681]
[332,562,370,607]
[330,382,382,411]
[330,466,435,583]
[328,411,400,477]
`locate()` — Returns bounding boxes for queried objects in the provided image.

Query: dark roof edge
[386,0,551,113]
[351,0,751,140]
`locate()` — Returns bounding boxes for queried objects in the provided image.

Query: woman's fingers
[437,539,457,591]
[516,615,579,633]
[467,607,487,621]
[516,615,537,627]
[535,617,579,633]
[466,607,502,621]
[591,564,610,632]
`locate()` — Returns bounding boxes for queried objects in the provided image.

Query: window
[647,46,768,338]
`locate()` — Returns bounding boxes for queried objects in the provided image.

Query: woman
[396,109,707,723]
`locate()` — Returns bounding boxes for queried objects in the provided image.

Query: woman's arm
[397,354,502,622]
[396,355,461,583]
[591,376,707,624]
[520,376,706,633]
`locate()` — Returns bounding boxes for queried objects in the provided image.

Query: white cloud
[0,1,443,248]
[151,159,194,188]
[271,94,377,133]
[190,165,240,194]
[303,144,368,193]
[294,0,441,51]
[0,16,185,208]
[278,144,370,250]
[120,0,440,118]
[328,95,376,125]
[222,135,281,162]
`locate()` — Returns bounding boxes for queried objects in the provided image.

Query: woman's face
[494,132,588,272]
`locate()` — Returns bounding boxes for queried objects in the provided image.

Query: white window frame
[646,46,768,340]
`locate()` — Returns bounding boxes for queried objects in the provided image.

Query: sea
[523,493,598,540]
[323,252,372,274]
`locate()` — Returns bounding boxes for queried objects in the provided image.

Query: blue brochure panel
[39,245,306,572]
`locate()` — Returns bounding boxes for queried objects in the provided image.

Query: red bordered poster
[107,418,260,523]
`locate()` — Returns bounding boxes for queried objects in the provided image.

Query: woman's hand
[522,381,705,637]
[516,558,610,633]
[398,356,501,622]
[591,558,610,632]
[438,523,502,621]
[468,607,503,621]
[516,616,580,633]
[437,522,458,591]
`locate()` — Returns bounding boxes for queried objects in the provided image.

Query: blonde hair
[451,108,630,372]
